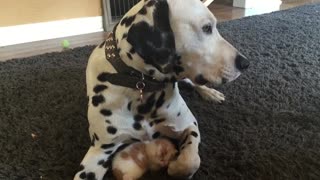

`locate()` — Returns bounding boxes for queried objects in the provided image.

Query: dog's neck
[101,31,177,96]
[114,24,180,82]
[113,30,178,84]
[119,54,175,83]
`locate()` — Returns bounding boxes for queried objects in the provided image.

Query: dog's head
[115,0,249,86]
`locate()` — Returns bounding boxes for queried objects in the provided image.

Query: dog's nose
[235,54,250,71]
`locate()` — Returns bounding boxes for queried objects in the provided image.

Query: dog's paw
[195,85,225,103]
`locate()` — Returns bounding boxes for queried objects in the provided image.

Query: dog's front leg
[195,85,225,103]
[181,79,225,103]
[168,124,201,178]
[74,145,113,180]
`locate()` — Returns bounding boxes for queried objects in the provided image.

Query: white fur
[168,0,240,84]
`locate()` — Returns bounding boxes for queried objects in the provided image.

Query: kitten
[112,138,178,180]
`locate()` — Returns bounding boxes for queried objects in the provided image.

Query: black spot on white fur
[107,126,117,134]
[139,6,147,15]
[92,95,105,106]
[180,135,188,146]
[149,118,165,127]
[148,69,155,76]
[101,161,110,169]
[131,138,141,142]
[152,132,161,139]
[149,121,154,127]
[127,52,133,60]
[91,134,96,146]
[156,91,165,108]
[79,165,84,171]
[133,122,142,130]
[127,101,132,111]
[79,172,96,180]
[101,143,131,170]
[127,0,177,73]
[146,0,156,7]
[97,72,110,82]
[191,131,199,138]
[105,150,112,154]
[130,47,135,54]
[122,33,128,40]
[101,143,115,149]
[154,118,165,124]
[98,159,104,165]
[86,172,96,180]
[79,172,86,179]
[151,110,157,118]
[100,109,112,116]
[93,85,108,93]
[120,15,136,27]
[134,114,144,121]
[138,93,156,114]
[94,133,99,141]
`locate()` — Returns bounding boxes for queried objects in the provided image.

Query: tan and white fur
[112,138,177,180]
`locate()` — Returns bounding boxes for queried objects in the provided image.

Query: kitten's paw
[123,174,134,180]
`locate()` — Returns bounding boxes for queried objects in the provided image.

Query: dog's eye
[202,24,212,34]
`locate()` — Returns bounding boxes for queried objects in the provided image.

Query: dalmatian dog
[74,0,249,179]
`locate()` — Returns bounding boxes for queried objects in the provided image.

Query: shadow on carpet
[1,3,320,180]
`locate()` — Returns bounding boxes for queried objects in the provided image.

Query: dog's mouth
[203,81,224,89]
[222,72,241,84]
[196,71,241,88]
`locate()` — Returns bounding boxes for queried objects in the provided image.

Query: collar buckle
[136,73,145,102]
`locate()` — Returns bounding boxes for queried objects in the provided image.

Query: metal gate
[102,0,214,31]
[102,0,140,31]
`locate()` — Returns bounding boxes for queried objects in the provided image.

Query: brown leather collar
[103,32,167,93]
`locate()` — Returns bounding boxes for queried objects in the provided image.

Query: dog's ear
[127,1,177,74]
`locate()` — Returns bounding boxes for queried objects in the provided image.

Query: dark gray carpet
[1,3,320,180]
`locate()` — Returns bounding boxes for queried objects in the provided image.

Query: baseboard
[0,32,108,62]
[204,0,215,6]
[0,16,104,47]
[233,0,282,8]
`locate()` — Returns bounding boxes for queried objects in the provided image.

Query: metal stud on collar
[136,73,145,102]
